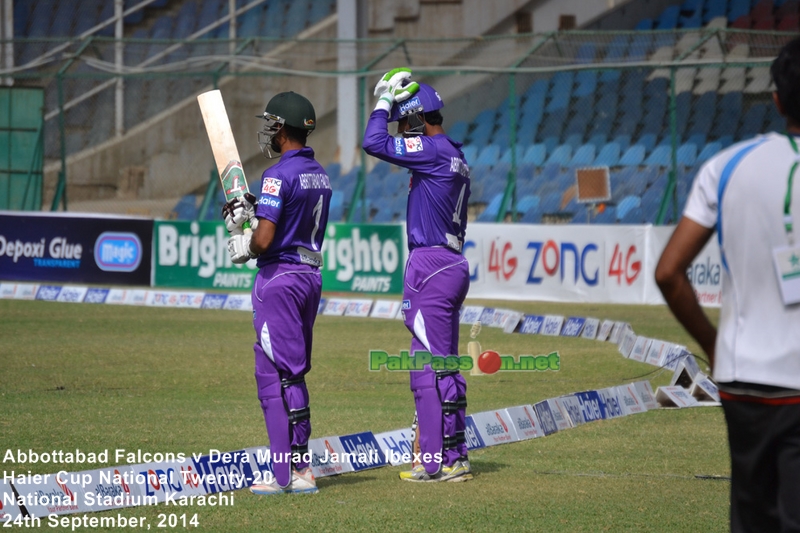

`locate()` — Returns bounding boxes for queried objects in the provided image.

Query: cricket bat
[197,89,252,232]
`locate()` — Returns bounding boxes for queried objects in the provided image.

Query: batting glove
[374,67,412,97]
[227,233,255,264]
[221,192,258,234]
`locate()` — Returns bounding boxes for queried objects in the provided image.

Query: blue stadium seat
[574,71,598,97]
[520,207,542,224]
[460,145,478,165]
[478,194,504,221]
[677,143,698,167]
[563,133,584,151]
[637,133,658,153]
[448,121,469,143]
[569,144,596,167]
[645,145,673,167]
[595,143,622,167]
[540,192,563,213]
[617,195,642,220]
[704,0,727,22]
[499,146,525,165]
[544,145,572,167]
[612,135,631,153]
[619,145,646,166]
[588,134,608,151]
[170,195,198,220]
[522,144,547,166]
[738,103,767,138]
[697,141,722,163]
[576,43,597,63]
[621,206,645,224]
[516,195,540,215]
[475,144,501,167]
[635,18,654,30]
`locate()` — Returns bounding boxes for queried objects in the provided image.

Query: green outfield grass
[1,297,728,532]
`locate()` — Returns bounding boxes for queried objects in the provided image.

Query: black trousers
[722,398,800,533]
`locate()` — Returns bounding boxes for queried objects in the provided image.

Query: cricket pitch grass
[1,297,728,532]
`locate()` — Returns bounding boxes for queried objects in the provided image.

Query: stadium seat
[170,195,199,220]
[448,121,469,143]
[619,145,646,167]
[576,43,597,64]
[656,5,681,28]
[522,144,547,166]
[544,145,572,167]
[462,145,479,166]
[676,143,698,167]
[478,194,504,221]
[564,133,585,151]
[637,133,658,154]
[595,143,622,167]
[644,145,673,167]
[569,144,596,167]
[475,144,501,168]
[621,206,645,224]
[588,134,608,151]
[516,195,540,216]
[697,142,722,164]
[520,207,542,224]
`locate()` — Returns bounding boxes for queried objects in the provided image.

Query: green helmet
[259,91,316,131]
[257,91,316,159]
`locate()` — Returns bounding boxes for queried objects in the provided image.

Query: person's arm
[654,216,717,366]
[249,218,276,255]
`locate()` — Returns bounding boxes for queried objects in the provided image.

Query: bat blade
[197,89,251,203]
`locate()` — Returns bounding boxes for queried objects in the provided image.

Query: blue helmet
[388,82,444,122]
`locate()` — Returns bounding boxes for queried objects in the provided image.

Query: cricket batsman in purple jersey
[223,91,331,495]
[363,68,472,482]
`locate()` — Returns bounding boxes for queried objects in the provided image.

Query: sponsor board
[465,223,720,306]
[628,336,652,363]
[656,385,700,408]
[338,432,387,471]
[321,224,405,294]
[581,317,600,340]
[308,437,355,478]
[501,311,524,333]
[505,405,544,440]
[370,300,401,319]
[77,467,144,512]
[0,283,17,298]
[464,416,487,449]
[200,293,228,310]
[468,411,517,446]
[374,428,414,466]
[574,391,607,423]
[55,286,88,303]
[35,285,62,301]
[344,299,373,318]
[645,339,667,367]
[616,383,648,415]
[557,395,585,427]
[618,329,637,358]
[146,291,204,308]
[459,305,485,325]
[519,314,545,334]
[83,288,110,304]
[633,381,659,410]
[0,213,151,286]
[546,399,574,431]
[0,479,21,521]
[608,321,629,344]
[597,387,626,419]
[323,298,349,316]
[560,316,586,337]
[533,401,559,436]
[221,294,251,311]
[690,373,721,403]
[133,460,207,503]
[541,315,565,336]
[317,297,327,315]
[596,319,614,341]
[154,221,256,290]
[12,472,83,517]
[189,450,252,494]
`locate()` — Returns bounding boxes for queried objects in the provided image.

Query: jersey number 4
[452,184,466,224]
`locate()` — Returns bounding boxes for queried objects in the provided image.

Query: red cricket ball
[478,350,502,374]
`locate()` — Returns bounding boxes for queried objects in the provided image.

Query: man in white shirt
[656,36,800,532]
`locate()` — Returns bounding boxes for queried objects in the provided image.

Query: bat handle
[242,220,252,234]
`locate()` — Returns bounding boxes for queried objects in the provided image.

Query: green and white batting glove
[374,68,420,113]
[374,67,412,97]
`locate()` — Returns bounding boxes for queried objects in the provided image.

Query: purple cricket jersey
[363,110,470,252]
[254,147,332,268]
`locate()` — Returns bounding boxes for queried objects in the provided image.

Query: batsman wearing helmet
[363,68,472,482]
[224,91,331,495]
